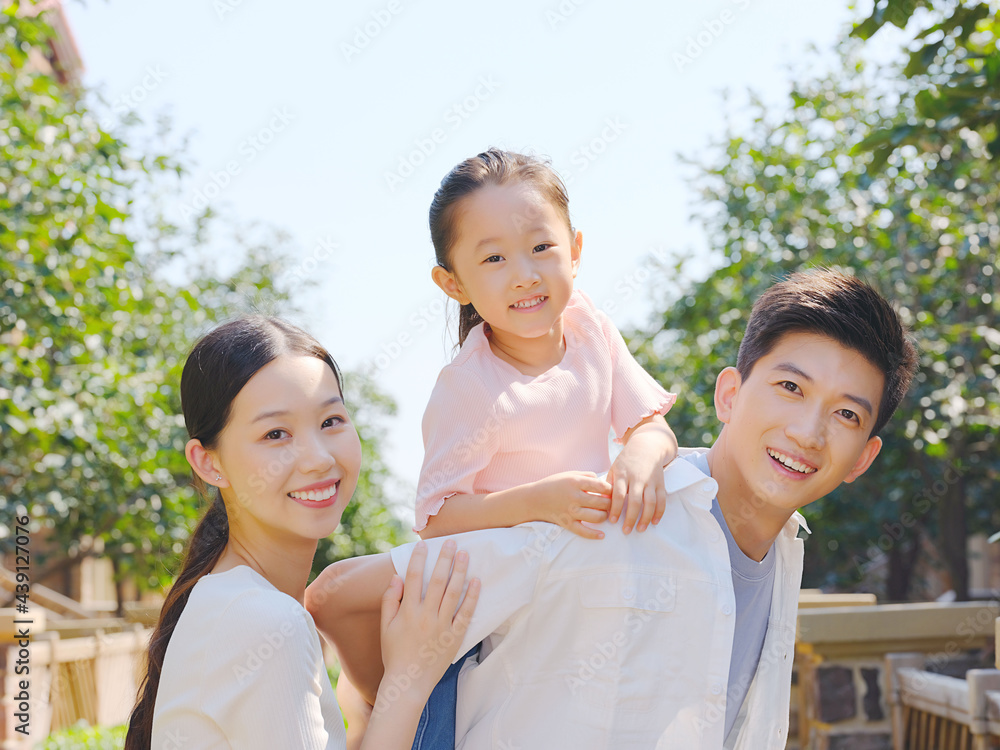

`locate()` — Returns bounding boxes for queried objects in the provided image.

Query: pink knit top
[414,290,676,531]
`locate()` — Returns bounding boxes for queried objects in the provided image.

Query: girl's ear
[185,438,228,488]
[714,367,742,424]
[571,230,583,278]
[431,266,470,305]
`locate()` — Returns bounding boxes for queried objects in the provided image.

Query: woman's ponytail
[124,492,228,750]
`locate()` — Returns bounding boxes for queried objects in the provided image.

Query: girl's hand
[533,471,613,540]
[375,540,480,715]
[607,417,677,534]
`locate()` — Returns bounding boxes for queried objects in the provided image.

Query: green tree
[630,44,999,601]
[0,7,405,609]
[852,0,1000,162]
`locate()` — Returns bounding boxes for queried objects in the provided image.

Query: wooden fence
[0,626,150,749]
[887,652,1000,750]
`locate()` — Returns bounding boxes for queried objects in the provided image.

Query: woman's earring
[216,474,222,482]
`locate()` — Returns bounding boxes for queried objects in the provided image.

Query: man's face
[716,332,884,515]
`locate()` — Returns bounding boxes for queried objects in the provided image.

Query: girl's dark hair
[124,316,341,750]
[429,148,572,346]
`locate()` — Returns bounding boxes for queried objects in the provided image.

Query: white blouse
[152,565,346,749]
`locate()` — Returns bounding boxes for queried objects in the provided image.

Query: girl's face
[434,182,582,346]
[207,354,362,544]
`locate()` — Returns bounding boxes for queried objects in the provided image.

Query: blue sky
[64,0,894,510]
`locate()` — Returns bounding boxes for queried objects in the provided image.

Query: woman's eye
[533,243,551,253]
[264,429,286,440]
[484,254,503,263]
[322,416,345,428]
[780,381,800,393]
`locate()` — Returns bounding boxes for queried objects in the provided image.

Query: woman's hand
[374,540,480,716]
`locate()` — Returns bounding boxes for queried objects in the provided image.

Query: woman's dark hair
[429,148,572,346]
[737,268,917,437]
[124,316,341,750]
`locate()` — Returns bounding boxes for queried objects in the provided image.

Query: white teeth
[512,297,545,309]
[289,484,338,502]
[767,449,816,474]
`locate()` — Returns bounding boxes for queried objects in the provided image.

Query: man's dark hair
[737,268,918,437]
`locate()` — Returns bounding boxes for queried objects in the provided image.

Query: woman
[125,316,479,749]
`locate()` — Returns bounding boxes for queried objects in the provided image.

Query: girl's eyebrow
[251,396,344,423]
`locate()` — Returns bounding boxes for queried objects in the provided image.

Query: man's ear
[714,367,742,424]
[185,438,228,488]
[431,266,470,305]
[570,230,583,278]
[842,435,882,484]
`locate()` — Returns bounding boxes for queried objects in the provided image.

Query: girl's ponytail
[457,303,484,348]
[124,491,228,750]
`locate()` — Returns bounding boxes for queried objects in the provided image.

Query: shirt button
[711,683,723,695]
[623,589,635,600]
[722,604,733,616]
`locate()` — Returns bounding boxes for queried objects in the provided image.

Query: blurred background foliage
[0,7,405,607]
[630,0,999,600]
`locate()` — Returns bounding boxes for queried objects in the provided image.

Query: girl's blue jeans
[410,645,480,750]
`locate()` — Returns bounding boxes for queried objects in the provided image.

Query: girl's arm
[606,414,678,534]
[420,470,613,540]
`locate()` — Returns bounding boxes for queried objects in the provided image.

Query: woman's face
[210,353,362,543]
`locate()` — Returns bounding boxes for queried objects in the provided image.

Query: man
[306,269,918,749]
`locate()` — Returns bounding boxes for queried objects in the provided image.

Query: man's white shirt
[391,449,807,749]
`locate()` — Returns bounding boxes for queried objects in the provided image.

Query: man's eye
[780,381,800,393]
[484,255,503,263]
[839,409,859,422]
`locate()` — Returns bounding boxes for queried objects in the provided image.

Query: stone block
[817,665,856,723]
[861,667,884,721]
[827,732,892,750]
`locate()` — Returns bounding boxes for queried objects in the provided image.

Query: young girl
[417,148,678,539]
[124,316,479,750]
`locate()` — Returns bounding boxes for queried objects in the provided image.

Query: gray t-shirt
[682,452,775,740]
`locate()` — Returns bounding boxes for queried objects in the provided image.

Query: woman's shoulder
[187,567,315,642]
